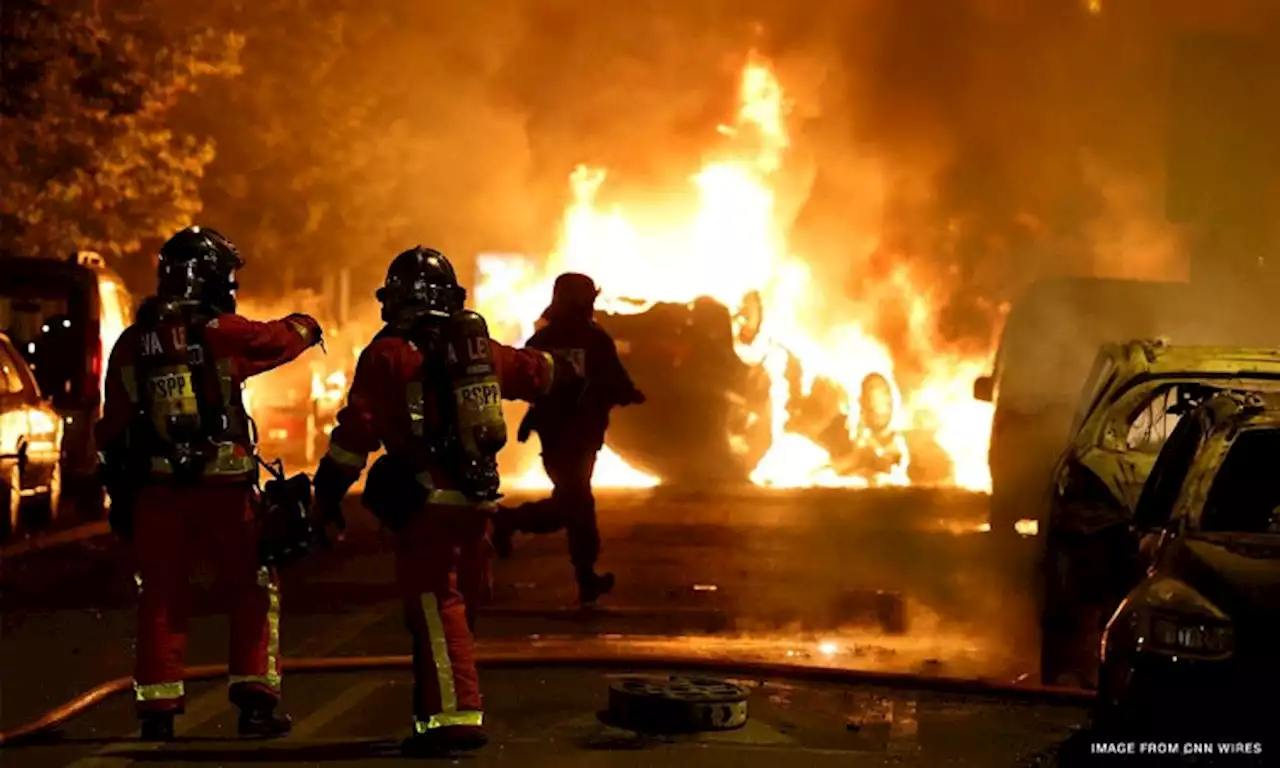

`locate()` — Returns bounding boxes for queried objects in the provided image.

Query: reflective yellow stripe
[121,365,139,403]
[539,351,554,395]
[228,674,281,690]
[149,451,256,475]
[135,680,185,702]
[407,382,425,438]
[227,567,281,690]
[420,592,457,716]
[413,710,484,732]
[287,319,312,343]
[326,442,368,469]
[412,472,496,509]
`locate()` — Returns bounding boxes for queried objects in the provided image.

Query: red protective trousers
[132,483,281,714]
[395,503,494,733]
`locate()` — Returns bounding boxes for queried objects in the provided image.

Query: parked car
[0,252,134,513]
[245,361,348,473]
[0,332,64,539]
[974,277,1280,535]
[1097,391,1280,736]
[1039,340,1280,687]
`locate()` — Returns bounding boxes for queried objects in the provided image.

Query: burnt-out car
[1040,341,1280,687]
[595,296,773,485]
[595,294,940,487]
[1097,391,1280,736]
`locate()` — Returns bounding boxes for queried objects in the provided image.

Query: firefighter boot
[138,712,176,742]
[578,571,615,607]
[401,725,489,756]
[238,706,293,738]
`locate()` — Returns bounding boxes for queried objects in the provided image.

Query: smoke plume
[170,0,1280,356]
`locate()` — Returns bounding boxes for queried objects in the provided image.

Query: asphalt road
[0,486,1108,766]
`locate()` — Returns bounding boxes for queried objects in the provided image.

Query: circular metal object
[607,675,749,733]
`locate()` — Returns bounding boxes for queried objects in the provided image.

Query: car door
[1133,408,1205,533]
[0,338,28,467]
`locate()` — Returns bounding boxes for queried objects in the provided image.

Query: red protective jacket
[324,334,555,501]
[96,310,321,481]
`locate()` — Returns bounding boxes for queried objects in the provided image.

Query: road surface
[0,486,1099,766]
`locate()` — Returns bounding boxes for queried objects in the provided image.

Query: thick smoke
[176,0,1280,355]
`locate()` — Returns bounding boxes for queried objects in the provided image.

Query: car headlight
[1128,578,1234,660]
[1148,614,1234,656]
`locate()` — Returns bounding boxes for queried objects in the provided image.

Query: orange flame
[477,54,994,493]
[96,275,130,407]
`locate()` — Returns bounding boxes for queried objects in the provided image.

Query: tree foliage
[184,0,541,296]
[0,0,242,261]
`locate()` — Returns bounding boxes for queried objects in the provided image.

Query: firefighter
[95,226,322,741]
[491,272,645,606]
[311,246,577,755]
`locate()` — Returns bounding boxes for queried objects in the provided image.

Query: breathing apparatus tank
[440,309,507,500]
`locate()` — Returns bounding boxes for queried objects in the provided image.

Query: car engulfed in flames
[476,53,993,493]
[595,297,773,486]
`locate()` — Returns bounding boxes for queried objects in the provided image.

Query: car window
[1200,428,1280,534]
[0,340,25,394]
[1126,386,1183,453]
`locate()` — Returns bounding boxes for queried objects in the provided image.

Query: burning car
[1040,340,1280,687]
[246,364,349,472]
[593,293,929,487]
[1097,390,1280,736]
[595,296,773,486]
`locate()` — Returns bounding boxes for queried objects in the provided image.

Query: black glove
[98,454,134,540]
[311,456,351,534]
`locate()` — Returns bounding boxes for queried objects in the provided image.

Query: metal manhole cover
[608,676,749,732]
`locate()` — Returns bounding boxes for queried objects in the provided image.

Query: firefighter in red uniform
[311,246,578,755]
[96,226,322,741]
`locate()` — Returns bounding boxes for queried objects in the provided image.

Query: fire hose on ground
[0,639,1095,748]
